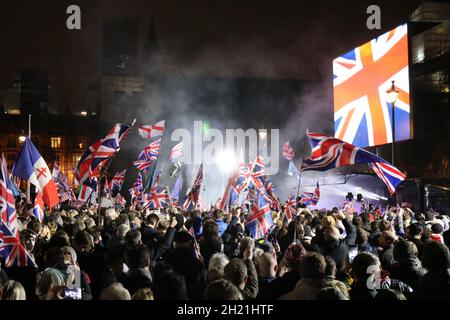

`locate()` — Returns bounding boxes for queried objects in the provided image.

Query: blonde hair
[131,287,154,300]
[322,216,336,229]
[1,280,26,300]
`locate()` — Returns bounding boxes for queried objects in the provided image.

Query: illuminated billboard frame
[333,23,411,148]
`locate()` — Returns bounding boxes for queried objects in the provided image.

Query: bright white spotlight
[216,150,236,173]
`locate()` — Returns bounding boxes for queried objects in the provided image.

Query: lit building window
[51,137,61,149]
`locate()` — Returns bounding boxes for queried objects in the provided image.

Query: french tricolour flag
[12,138,59,209]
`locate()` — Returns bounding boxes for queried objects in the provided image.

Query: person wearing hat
[164,230,206,300]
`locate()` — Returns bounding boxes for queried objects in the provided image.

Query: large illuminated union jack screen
[333,23,411,148]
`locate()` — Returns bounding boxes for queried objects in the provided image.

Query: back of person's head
[204,279,243,300]
[315,287,347,300]
[299,252,326,279]
[153,261,174,283]
[202,221,219,239]
[356,227,369,245]
[213,209,224,220]
[208,253,230,273]
[224,259,248,289]
[257,252,277,278]
[173,231,193,249]
[379,231,396,248]
[131,287,154,300]
[126,244,150,269]
[322,216,336,229]
[324,256,337,278]
[239,237,255,255]
[393,238,415,261]
[374,289,406,300]
[117,213,130,226]
[100,283,131,300]
[36,268,66,299]
[422,241,450,273]
[153,272,187,300]
[27,220,42,235]
[125,229,141,247]
[407,223,423,238]
[351,252,380,281]
[106,246,126,269]
[431,223,444,235]
[1,280,26,300]
[324,226,340,242]
[145,213,159,226]
[48,230,70,248]
[44,247,65,269]
[73,230,93,253]
[379,220,391,232]
[116,224,130,238]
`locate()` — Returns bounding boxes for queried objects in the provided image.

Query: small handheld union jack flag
[282,140,295,161]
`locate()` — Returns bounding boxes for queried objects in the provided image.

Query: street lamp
[19,130,26,143]
[386,80,399,166]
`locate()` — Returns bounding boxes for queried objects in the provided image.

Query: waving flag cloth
[218,170,240,212]
[133,138,161,173]
[169,141,183,162]
[300,182,320,206]
[12,138,59,209]
[138,120,165,139]
[109,169,127,194]
[129,173,143,200]
[0,222,37,268]
[288,161,301,180]
[0,154,18,237]
[283,141,295,161]
[244,156,267,193]
[115,193,126,207]
[301,132,406,194]
[183,164,203,210]
[75,122,133,186]
[141,188,170,209]
[246,190,274,239]
[33,192,45,222]
[52,161,75,203]
[170,175,183,207]
[283,195,297,224]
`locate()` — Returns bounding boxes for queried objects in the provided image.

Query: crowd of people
[1,200,450,300]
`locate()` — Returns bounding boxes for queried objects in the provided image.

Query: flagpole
[201,121,206,211]
[26,114,31,203]
[295,128,310,202]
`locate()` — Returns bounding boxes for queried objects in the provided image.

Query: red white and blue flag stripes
[246,190,273,239]
[141,188,170,209]
[283,195,296,223]
[368,162,406,195]
[133,138,161,173]
[301,132,406,194]
[109,169,127,193]
[282,141,295,161]
[33,192,45,222]
[0,154,18,237]
[169,141,183,162]
[75,122,133,185]
[300,182,320,206]
[183,164,204,210]
[12,138,59,209]
[138,120,165,139]
[0,222,37,268]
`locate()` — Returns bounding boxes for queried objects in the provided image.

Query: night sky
[0,0,425,110]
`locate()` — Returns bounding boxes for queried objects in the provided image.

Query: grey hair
[208,253,230,273]
[100,282,131,300]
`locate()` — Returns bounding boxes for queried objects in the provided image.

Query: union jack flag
[33,192,45,222]
[115,193,127,207]
[75,123,133,185]
[52,161,75,202]
[169,141,183,162]
[283,195,296,223]
[183,164,203,210]
[282,140,295,160]
[333,23,410,147]
[0,222,37,268]
[141,188,170,209]
[138,120,165,139]
[246,190,273,239]
[129,173,143,200]
[245,156,267,192]
[300,182,320,206]
[218,170,240,211]
[109,169,126,193]
[368,162,406,195]
[301,132,406,194]
[133,138,161,173]
[0,154,18,237]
